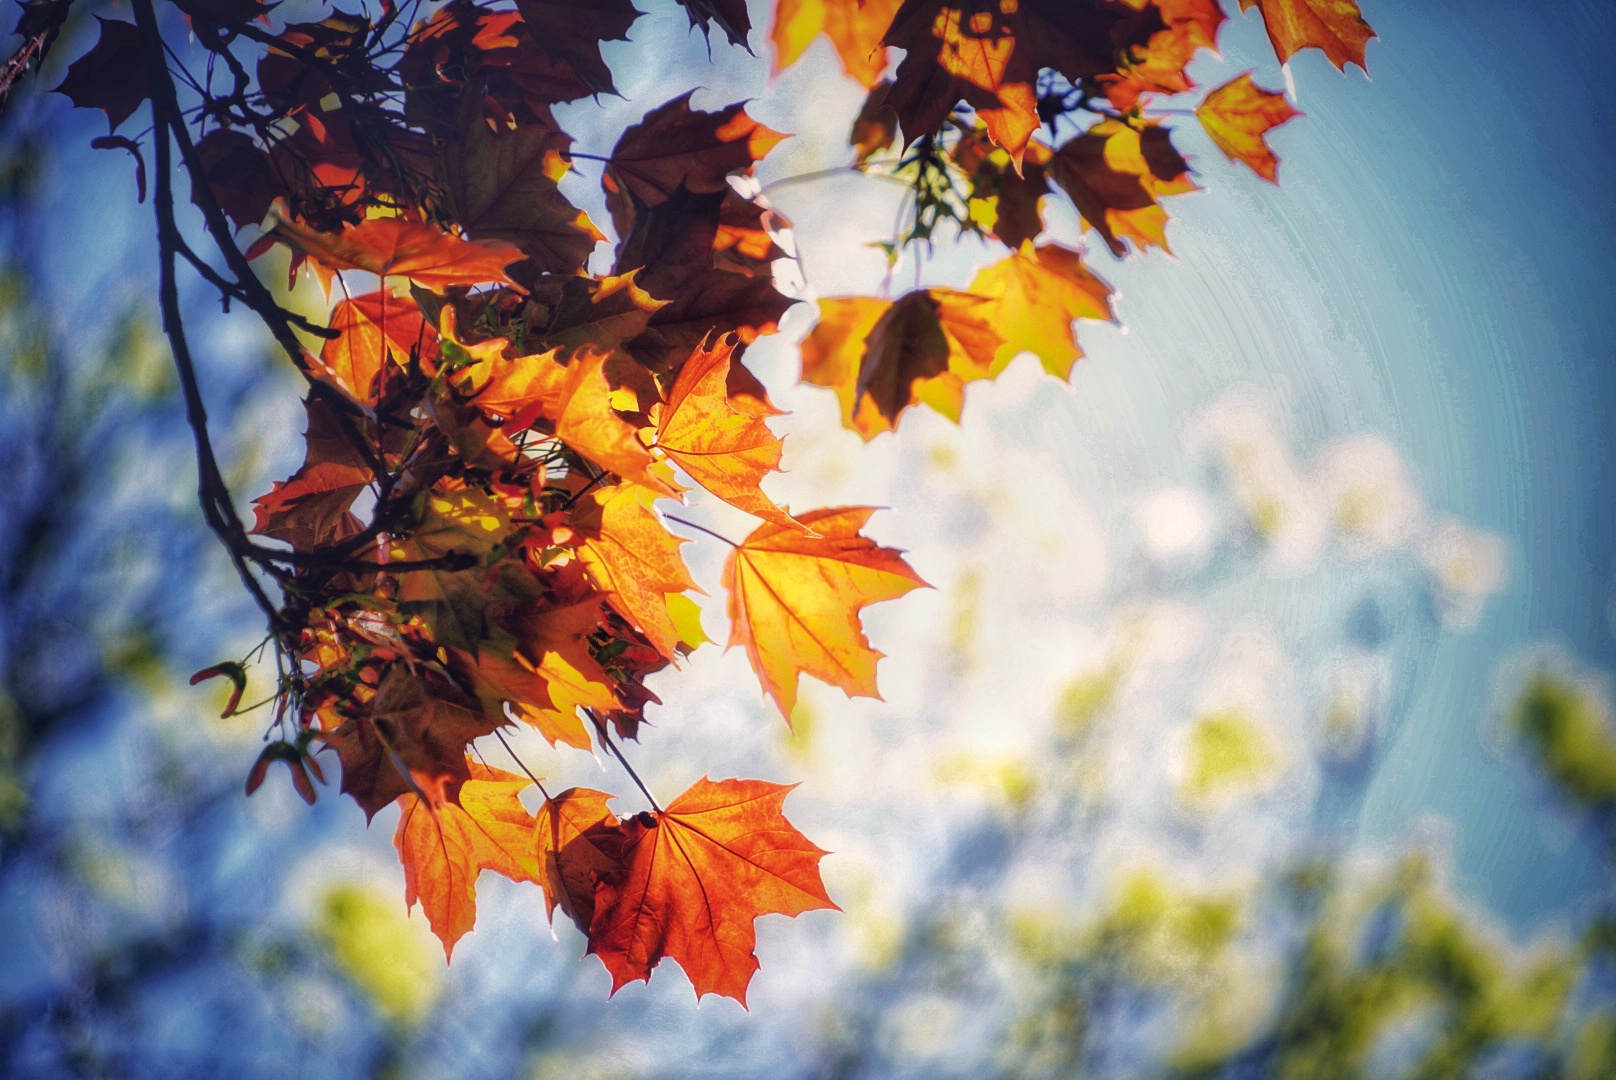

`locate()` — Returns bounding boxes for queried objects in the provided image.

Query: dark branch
[133,0,287,633]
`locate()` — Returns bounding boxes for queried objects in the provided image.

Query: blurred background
[2,0,1614,1076]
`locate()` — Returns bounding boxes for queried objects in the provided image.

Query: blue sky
[4,0,1615,1074]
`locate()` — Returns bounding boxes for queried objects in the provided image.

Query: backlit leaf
[655,335,795,528]
[968,242,1114,379]
[573,482,699,658]
[587,777,837,1004]
[266,206,525,292]
[771,0,902,88]
[1237,0,1374,72]
[721,506,927,717]
[1196,73,1301,184]
[394,761,540,959]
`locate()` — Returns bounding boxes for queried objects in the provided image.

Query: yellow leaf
[722,506,927,718]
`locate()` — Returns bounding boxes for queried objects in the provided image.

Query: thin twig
[256,549,478,575]
[172,238,338,338]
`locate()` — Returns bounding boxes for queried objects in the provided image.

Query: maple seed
[190,661,247,718]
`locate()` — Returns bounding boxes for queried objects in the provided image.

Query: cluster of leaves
[9,0,1373,1004]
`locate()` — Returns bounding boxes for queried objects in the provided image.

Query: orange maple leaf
[968,242,1115,379]
[1048,119,1197,256]
[535,787,624,933]
[603,93,789,238]
[572,482,700,659]
[1196,73,1301,184]
[952,129,1052,249]
[458,340,680,496]
[549,350,677,494]
[507,599,624,747]
[1237,0,1374,72]
[587,777,837,1004]
[391,487,534,652]
[800,289,1005,440]
[770,0,903,89]
[655,336,796,528]
[394,760,541,959]
[721,506,927,718]
[266,203,525,293]
[1099,0,1225,110]
[250,398,372,551]
[446,643,592,750]
[318,290,435,404]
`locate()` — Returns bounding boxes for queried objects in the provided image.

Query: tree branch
[133,0,287,633]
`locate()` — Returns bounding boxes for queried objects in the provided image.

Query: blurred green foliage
[1512,671,1616,810]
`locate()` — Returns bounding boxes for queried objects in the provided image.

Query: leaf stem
[493,728,551,801]
[663,514,738,548]
[588,709,661,813]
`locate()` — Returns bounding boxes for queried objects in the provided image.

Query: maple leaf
[674,0,753,48]
[542,349,678,494]
[393,488,538,651]
[513,0,642,96]
[541,272,670,358]
[721,506,927,717]
[265,206,525,293]
[587,777,837,1004]
[1238,0,1374,72]
[1047,119,1196,256]
[1196,73,1301,184]
[655,336,796,528]
[799,295,887,434]
[506,599,624,747]
[849,79,899,163]
[535,787,624,932]
[572,482,699,659]
[53,17,148,132]
[800,288,1005,439]
[880,0,1144,162]
[952,128,1052,248]
[250,398,373,550]
[445,315,556,420]
[443,102,604,277]
[603,93,788,239]
[857,288,1001,415]
[712,187,789,277]
[318,291,435,404]
[394,760,540,959]
[968,242,1115,379]
[322,666,500,820]
[193,130,281,234]
[1099,0,1225,110]
[451,331,676,493]
[445,637,592,751]
[615,185,797,374]
[771,0,902,88]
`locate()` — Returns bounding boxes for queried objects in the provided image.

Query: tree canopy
[3,0,1377,1003]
